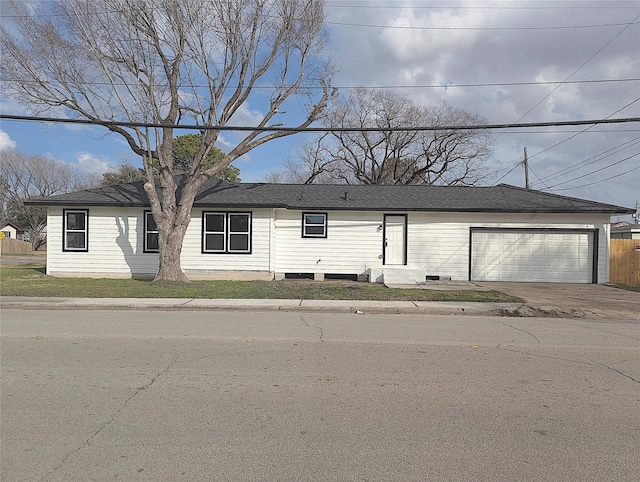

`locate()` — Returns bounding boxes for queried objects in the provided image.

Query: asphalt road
[2,309,639,481]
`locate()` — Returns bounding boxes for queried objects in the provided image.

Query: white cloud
[228,102,265,126]
[0,130,17,151]
[76,153,113,175]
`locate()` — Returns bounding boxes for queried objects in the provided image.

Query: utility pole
[634,200,639,224]
[523,147,530,189]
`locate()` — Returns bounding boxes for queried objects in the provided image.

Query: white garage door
[471,230,593,283]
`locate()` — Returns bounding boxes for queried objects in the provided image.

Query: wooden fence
[609,239,640,285]
[0,237,33,255]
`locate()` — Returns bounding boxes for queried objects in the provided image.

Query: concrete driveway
[479,282,640,320]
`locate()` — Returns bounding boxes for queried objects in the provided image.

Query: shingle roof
[25,178,634,214]
[611,223,640,231]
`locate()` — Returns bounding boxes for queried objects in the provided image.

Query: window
[2,231,11,238]
[302,212,327,238]
[144,211,159,252]
[202,212,251,254]
[63,209,88,251]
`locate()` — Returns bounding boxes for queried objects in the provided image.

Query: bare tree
[0,151,93,250]
[1,0,333,281]
[283,89,493,185]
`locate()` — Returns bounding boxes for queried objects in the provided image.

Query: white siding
[181,208,272,273]
[273,209,384,276]
[46,206,612,284]
[406,212,610,283]
[46,207,272,278]
[274,210,611,284]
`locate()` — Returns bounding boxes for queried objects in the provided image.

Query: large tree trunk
[155,235,189,282]
[153,205,191,283]
[149,171,204,282]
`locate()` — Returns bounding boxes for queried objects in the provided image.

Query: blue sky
[1,0,639,219]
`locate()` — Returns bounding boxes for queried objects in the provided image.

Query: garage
[470,228,596,283]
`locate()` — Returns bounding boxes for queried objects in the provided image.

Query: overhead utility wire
[4,77,636,90]
[554,162,640,191]
[513,12,640,129]
[528,97,640,162]
[530,136,640,187]
[326,20,639,30]
[326,3,637,10]
[492,11,640,184]
[1,114,638,132]
[544,152,640,189]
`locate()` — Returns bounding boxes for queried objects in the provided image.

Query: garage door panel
[471,230,592,283]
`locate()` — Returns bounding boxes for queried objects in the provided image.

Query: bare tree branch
[285,89,494,186]
[1,0,332,281]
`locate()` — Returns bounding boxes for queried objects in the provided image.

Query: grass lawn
[0,261,523,302]
[611,283,640,292]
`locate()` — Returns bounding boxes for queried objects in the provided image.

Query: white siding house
[29,180,633,284]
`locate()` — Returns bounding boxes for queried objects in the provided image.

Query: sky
[1,0,639,220]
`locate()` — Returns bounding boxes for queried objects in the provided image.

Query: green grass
[611,283,640,292]
[0,262,523,302]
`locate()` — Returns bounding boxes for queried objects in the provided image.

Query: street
[2,309,639,481]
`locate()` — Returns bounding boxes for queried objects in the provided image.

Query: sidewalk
[0,296,525,316]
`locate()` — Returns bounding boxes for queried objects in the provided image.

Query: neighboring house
[25,180,634,284]
[610,223,640,239]
[0,220,25,241]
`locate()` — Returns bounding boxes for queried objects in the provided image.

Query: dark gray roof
[25,178,634,214]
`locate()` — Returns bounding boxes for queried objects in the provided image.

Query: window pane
[146,213,157,231]
[305,215,325,225]
[229,234,249,251]
[205,233,225,251]
[66,232,85,249]
[146,233,159,251]
[205,214,225,232]
[305,225,325,236]
[67,212,85,230]
[229,214,249,233]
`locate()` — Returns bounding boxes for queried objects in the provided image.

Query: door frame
[383,214,408,265]
[468,227,599,284]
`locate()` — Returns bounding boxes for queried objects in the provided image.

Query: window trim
[302,212,328,238]
[202,211,252,254]
[143,210,159,253]
[63,209,89,252]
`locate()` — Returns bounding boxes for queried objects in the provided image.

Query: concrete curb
[0,296,527,316]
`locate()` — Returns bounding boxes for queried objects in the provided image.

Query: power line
[326,3,638,10]
[528,97,640,162]
[544,152,640,189]
[553,162,640,191]
[1,114,638,132]
[530,136,640,187]
[326,20,640,31]
[509,12,640,127]
[492,12,640,186]
[3,77,636,90]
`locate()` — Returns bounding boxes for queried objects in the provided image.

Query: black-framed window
[63,209,88,252]
[144,211,159,253]
[202,212,251,254]
[302,212,327,238]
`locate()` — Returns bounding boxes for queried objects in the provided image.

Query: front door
[384,215,406,265]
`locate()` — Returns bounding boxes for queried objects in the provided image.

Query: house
[0,220,25,241]
[25,179,634,284]
[611,223,640,240]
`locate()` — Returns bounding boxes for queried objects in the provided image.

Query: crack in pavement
[301,315,324,342]
[41,356,180,481]
[493,319,541,344]
[587,358,640,385]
